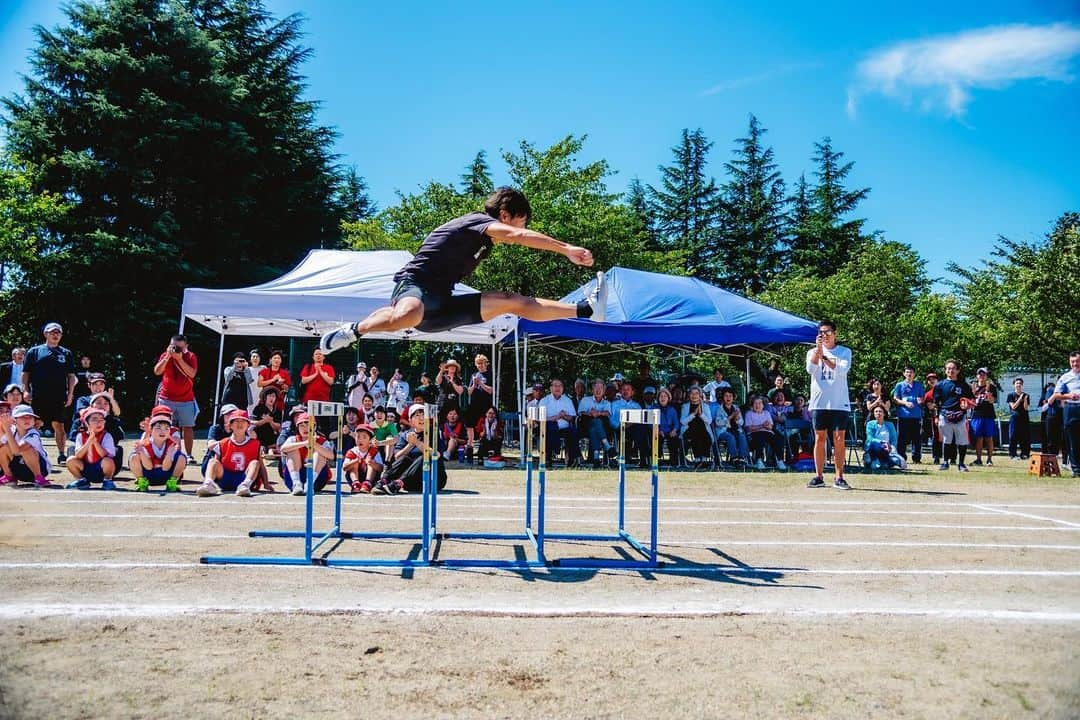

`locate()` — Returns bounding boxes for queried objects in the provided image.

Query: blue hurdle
[200,401,441,567]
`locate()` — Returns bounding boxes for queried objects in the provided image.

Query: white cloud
[701,61,821,96]
[849,23,1080,116]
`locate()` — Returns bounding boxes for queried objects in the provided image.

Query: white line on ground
[2,512,1078,531]
[970,504,1080,528]
[0,603,1078,622]
[0,561,1077,577]
[11,533,1080,551]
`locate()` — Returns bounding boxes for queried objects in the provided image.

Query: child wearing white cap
[0,404,51,487]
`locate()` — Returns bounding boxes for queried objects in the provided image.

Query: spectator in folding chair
[655,387,683,468]
[745,396,787,471]
[539,379,581,467]
[788,395,813,455]
[679,387,714,468]
[610,380,650,468]
[864,405,902,469]
[767,389,795,462]
[715,388,749,464]
[577,379,613,468]
[475,406,504,460]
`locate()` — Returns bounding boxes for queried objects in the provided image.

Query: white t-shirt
[805,344,852,411]
[247,364,265,413]
[538,393,576,430]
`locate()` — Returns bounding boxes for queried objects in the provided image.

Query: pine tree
[649,128,722,278]
[718,115,787,293]
[788,137,870,276]
[1,0,344,410]
[461,150,494,199]
[626,177,660,250]
[337,165,376,224]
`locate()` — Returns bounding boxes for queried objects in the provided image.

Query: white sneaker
[776,460,787,471]
[318,323,358,354]
[585,272,608,322]
[291,482,306,496]
[235,481,253,497]
[754,459,766,471]
[196,481,221,497]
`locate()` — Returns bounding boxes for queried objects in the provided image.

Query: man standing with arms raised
[805,320,852,490]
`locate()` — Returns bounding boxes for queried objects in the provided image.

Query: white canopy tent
[180,249,520,415]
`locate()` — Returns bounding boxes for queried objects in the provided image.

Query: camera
[170,345,180,353]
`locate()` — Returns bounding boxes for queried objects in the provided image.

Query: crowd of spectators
[2,320,1078,492]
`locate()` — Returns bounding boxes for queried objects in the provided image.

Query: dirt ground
[0,441,1078,718]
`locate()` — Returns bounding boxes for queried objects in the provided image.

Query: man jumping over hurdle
[319,187,608,353]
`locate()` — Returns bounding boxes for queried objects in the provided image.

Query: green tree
[0,155,71,295]
[460,150,494,199]
[949,212,1080,370]
[649,128,723,279]
[1,0,343,411]
[718,115,787,294]
[626,176,660,250]
[337,165,376,226]
[788,137,871,277]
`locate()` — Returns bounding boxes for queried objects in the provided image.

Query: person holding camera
[805,320,852,489]
[153,333,198,460]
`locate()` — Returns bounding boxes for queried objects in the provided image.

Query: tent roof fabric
[181,249,517,343]
[517,267,818,349]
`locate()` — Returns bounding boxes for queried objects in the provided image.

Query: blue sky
[2,0,1078,286]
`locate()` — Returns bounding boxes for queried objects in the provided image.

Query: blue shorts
[969,417,998,439]
[81,460,109,483]
[280,463,331,492]
[219,469,247,492]
[158,398,198,428]
[144,467,173,485]
[812,410,849,433]
[391,277,483,333]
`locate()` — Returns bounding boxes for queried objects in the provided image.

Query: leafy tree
[649,128,723,279]
[949,212,1080,370]
[718,114,787,294]
[1,0,344,411]
[0,155,71,296]
[788,137,871,277]
[460,150,494,199]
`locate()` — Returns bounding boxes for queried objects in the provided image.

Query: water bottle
[457,447,465,463]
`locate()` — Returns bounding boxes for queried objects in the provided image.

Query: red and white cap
[80,406,106,422]
[225,409,250,425]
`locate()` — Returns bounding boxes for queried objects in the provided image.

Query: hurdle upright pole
[426,404,439,536]
[304,402,316,561]
[537,407,546,561]
[650,412,660,564]
[333,410,344,531]
[618,414,627,532]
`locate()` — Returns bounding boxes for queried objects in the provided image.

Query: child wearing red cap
[131,412,186,492]
[279,412,334,495]
[343,424,383,493]
[197,410,264,497]
[66,406,118,490]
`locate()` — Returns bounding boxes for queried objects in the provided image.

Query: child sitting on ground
[0,404,51,487]
[130,411,187,492]
[371,405,399,461]
[66,406,118,490]
[440,407,472,463]
[343,424,383,493]
[279,412,334,496]
[197,410,265,497]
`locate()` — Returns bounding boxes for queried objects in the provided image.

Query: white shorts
[938,417,969,445]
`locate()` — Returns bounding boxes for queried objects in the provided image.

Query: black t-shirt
[252,404,283,445]
[1005,392,1029,418]
[393,212,497,295]
[23,344,75,398]
[437,377,461,417]
[933,379,974,413]
[417,383,439,405]
[971,383,997,419]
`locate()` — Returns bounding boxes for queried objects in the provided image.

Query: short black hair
[171,334,188,343]
[1071,350,1080,360]
[904,364,915,372]
[232,352,246,360]
[818,320,836,332]
[484,187,531,223]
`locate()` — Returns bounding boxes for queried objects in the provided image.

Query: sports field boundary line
[0,602,1077,623]
[970,503,1080,528]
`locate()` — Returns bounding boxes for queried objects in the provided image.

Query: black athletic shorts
[811,409,850,434]
[31,395,67,427]
[391,277,483,333]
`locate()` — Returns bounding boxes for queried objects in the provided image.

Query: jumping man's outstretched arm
[484,223,594,267]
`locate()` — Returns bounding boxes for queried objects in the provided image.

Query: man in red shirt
[153,333,198,459]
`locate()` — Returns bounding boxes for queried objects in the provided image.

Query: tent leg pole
[744,352,751,404]
[212,333,225,422]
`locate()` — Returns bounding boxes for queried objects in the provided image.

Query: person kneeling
[279,412,333,496]
[66,407,118,490]
[0,404,51,487]
[864,406,903,469]
[377,404,446,495]
[344,424,383,493]
[130,412,187,492]
[197,410,265,497]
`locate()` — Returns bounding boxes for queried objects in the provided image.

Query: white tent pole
[212,332,225,421]
[491,340,498,410]
[744,352,751,404]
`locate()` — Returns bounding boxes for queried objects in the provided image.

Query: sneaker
[958,464,969,472]
[134,477,150,492]
[186,454,197,464]
[318,322,358,355]
[235,481,253,497]
[754,459,766,471]
[392,480,408,495]
[57,452,68,464]
[165,476,180,493]
[939,462,950,471]
[833,477,852,490]
[585,271,608,322]
[385,480,400,495]
[33,475,50,488]
[986,458,994,466]
[291,482,306,496]
[776,460,787,471]
[101,480,116,491]
[807,476,825,488]
[66,478,91,490]
[0,475,12,486]
[971,459,983,466]
[371,482,388,495]
[196,480,222,497]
